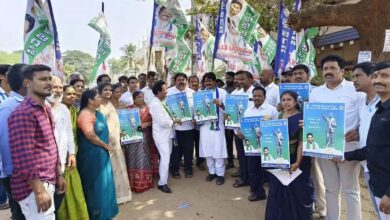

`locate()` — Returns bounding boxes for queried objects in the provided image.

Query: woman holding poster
[265,91,313,220]
[97,83,132,204]
[123,91,159,192]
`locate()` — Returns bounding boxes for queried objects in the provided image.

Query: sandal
[232,179,248,188]
[0,203,9,210]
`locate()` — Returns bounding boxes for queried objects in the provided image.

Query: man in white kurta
[150,80,180,193]
[141,71,158,105]
[199,73,227,185]
[47,76,75,211]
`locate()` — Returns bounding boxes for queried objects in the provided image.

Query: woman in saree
[265,91,313,220]
[77,89,118,220]
[123,91,159,192]
[58,85,89,220]
[98,82,132,204]
[111,83,127,109]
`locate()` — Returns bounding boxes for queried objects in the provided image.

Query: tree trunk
[288,0,390,61]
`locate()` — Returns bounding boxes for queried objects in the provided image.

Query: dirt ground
[0,162,378,220]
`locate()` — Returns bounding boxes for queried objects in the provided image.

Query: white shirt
[149,97,174,144]
[119,90,133,107]
[52,103,75,172]
[263,82,279,107]
[231,88,241,95]
[235,85,255,107]
[358,94,380,172]
[310,79,365,152]
[167,86,195,131]
[243,102,279,120]
[0,87,8,105]
[141,86,155,105]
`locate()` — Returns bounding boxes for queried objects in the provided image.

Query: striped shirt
[8,96,59,201]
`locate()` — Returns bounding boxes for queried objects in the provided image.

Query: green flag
[89,12,111,83]
[296,27,319,76]
[168,39,192,74]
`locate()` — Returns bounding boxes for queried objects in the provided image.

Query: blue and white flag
[274,0,301,77]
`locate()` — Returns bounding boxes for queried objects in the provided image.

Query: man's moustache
[374,83,386,87]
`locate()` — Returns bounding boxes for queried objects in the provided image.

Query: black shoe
[158,184,172,193]
[171,172,181,179]
[205,174,217,182]
[226,163,234,169]
[248,193,267,201]
[197,163,206,171]
[216,176,225,185]
[185,171,193,178]
[232,179,248,188]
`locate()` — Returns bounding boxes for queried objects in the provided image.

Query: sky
[0,0,191,58]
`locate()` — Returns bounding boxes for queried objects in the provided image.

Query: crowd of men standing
[0,53,389,220]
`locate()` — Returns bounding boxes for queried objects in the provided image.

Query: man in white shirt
[188,75,205,169]
[352,62,381,215]
[47,76,75,215]
[237,86,278,201]
[119,76,138,107]
[223,71,236,169]
[149,80,181,193]
[310,55,363,220]
[260,68,279,107]
[199,72,227,185]
[292,63,326,218]
[167,73,195,178]
[141,71,158,105]
[232,71,254,189]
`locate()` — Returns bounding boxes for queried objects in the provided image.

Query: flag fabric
[23,0,56,73]
[214,0,260,64]
[274,0,301,77]
[89,12,111,84]
[46,0,64,80]
[150,0,189,50]
[195,17,215,80]
[167,39,192,74]
[296,27,319,77]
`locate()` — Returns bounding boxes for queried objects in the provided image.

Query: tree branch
[288,1,364,31]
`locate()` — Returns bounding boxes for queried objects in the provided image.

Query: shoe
[232,179,248,188]
[248,193,267,201]
[171,172,181,179]
[158,184,172,193]
[226,163,234,169]
[216,176,225,185]
[231,171,240,178]
[185,171,193,178]
[205,174,217,182]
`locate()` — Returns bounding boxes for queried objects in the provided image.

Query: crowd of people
[0,53,389,220]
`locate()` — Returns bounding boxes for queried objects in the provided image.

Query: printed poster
[239,116,264,156]
[118,108,143,144]
[279,83,310,109]
[303,103,346,159]
[225,94,249,129]
[260,119,290,168]
[166,92,192,122]
[193,90,217,123]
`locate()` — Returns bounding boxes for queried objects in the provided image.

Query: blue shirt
[0,91,24,178]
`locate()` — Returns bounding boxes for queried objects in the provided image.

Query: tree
[120,43,137,71]
[62,50,94,84]
[289,0,390,61]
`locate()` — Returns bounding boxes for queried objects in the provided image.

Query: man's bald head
[260,68,275,86]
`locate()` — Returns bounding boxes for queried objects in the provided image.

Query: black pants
[225,129,234,164]
[235,135,249,183]
[54,192,65,219]
[247,156,265,196]
[170,130,195,173]
[0,177,25,220]
[193,129,204,166]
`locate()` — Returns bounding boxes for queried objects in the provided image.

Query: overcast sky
[0,0,191,58]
